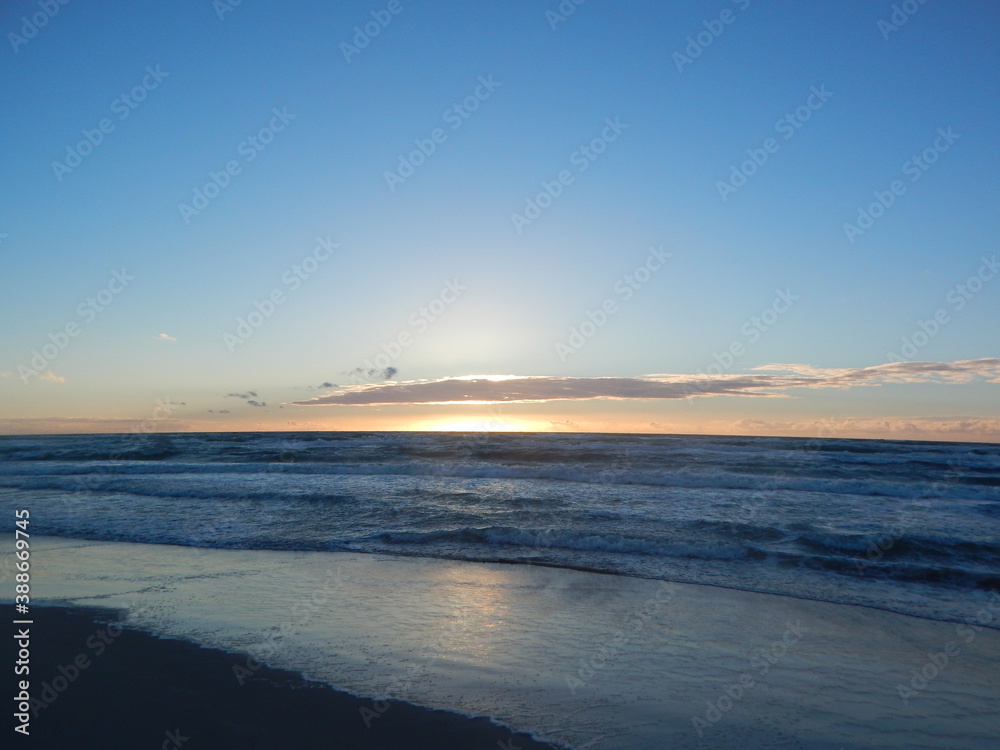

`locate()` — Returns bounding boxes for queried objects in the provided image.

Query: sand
[10,606,558,749]
[5,534,999,749]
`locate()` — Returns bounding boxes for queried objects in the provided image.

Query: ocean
[1,431,998,626]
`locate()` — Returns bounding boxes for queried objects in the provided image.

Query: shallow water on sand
[12,535,1000,750]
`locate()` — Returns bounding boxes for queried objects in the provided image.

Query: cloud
[291,359,1000,407]
[207,409,231,414]
[550,419,582,431]
[754,358,1000,385]
[320,382,334,389]
[0,371,10,378]
[39,371,66,383]
[721,415,1000,442]
[154,333,177,342]
[220,390,266,407]
[346,366,398,382]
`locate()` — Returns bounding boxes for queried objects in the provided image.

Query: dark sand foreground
[14,606,561,750]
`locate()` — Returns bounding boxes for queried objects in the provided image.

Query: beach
[2,431,998,747]
[6,0,998,743]
[7,534,1000,749]
[15,605,559,750]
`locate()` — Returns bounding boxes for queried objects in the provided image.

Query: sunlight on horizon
[412,416,549,433]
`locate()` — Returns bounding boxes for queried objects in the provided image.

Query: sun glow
[413,416,547,432]
[447,374,525,382]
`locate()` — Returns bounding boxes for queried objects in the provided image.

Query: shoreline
[8,535,1000,749]
[17,533,1000,633]
[13,605,563,750]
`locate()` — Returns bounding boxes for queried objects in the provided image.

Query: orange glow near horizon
[1,401,998,443]
[411,416,550,433]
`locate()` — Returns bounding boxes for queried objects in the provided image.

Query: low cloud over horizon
[290,359,1000,407]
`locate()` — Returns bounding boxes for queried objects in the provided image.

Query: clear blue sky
[1,0,998,439]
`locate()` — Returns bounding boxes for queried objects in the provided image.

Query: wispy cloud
[725,416,1000,441]
[225,391,259,399]
[346,366,398,382]
[291,359,1000,407]
[550,419,583,431]
[38,371,66,383]
[154,333,177,342]
[755,358,1000,385]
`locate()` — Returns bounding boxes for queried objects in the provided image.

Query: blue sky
[1,0,997,439]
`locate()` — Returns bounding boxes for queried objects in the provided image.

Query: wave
[360,525,1000,592]
[2,430,997,463]
[23,520,1000,604]
[369,526,751,560]
[2,460,997,502]
[366,522,999,561]
[3,431,998,630]
[793,530,1000,563]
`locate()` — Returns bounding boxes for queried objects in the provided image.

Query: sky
[1,0,998,441]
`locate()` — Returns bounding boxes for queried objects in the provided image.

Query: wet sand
[13,605,560,750]
[7,535,1000,749]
